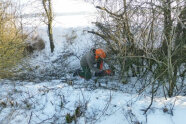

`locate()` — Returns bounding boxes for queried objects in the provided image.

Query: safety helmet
[95,49,106,59]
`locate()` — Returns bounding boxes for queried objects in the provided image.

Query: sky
[53,0,96,27]
[53,0,95,13]
[17,0,97,27]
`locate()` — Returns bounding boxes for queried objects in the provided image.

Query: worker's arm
[86,54,101,72]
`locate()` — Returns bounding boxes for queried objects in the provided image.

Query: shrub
[0,2,27,78]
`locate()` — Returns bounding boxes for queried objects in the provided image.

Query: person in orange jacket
[73,48,112,80]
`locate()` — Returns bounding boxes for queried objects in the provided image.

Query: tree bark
[162,0,172,55]
[42,0,55,53]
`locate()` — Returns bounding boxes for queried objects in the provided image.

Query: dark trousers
[79,60,103,80]
[78,66,91,80]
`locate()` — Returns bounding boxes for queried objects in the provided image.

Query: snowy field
[0,79,186,124]
[0,0,186,124]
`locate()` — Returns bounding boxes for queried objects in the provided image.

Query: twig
[93,90,112,123]
[143,83,155,115]
[28,111,33,124]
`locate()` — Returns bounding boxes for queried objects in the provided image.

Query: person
[73,48,112,80]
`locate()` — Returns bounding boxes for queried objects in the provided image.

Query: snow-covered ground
[0,79,186,124]
[0,0,186,124]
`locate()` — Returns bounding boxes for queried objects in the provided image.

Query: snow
[0,0,186,124]
[0,80,186,124]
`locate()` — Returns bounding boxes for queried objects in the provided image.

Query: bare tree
[42,0,55,53]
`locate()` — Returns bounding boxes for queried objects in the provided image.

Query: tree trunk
[42,0,55,53]
[162,0,172,55]
[162,0,174,97]
[48,21,54,53]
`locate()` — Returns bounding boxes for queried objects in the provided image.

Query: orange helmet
[95,49,106,59]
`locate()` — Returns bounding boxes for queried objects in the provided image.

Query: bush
[89,0,186,97]
[0,2,27,78]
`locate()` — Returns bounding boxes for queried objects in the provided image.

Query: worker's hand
[104,69,114,76]
[95,70,114,77]
[105,69,111,75]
